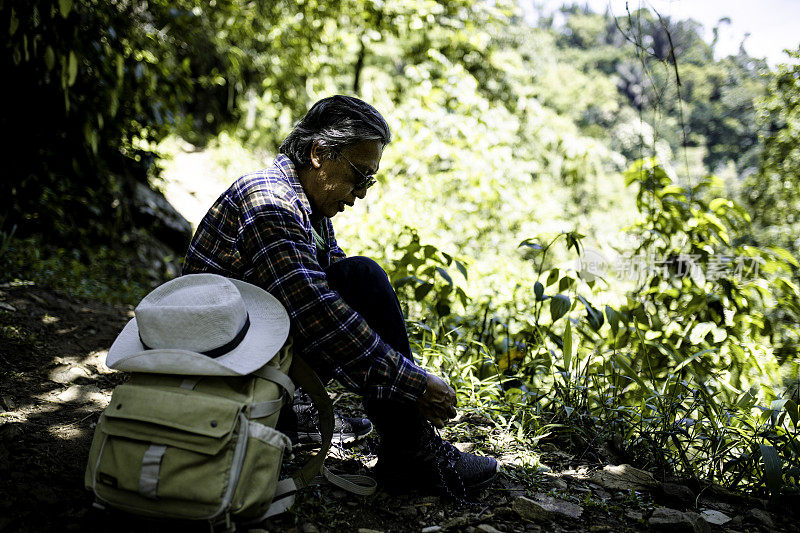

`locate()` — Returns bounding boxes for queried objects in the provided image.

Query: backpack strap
[288,355,376,495]
[287,354,333,489]
[259,354,376,521]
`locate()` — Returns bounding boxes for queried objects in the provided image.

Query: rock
[699,509,731,525]
[625,510,644,521]
[648,507,710,533]
[649,507,691,531]
[55,384,104,403]
[0,302,16,312]
[476,525,503,533]
[455,442,476,453]
[421,527,442,533]
[133,181,193,252]
[513,494,582,522]
[514,496,553,523]
[552,478,568,490]
[590,464,659,491]
[1,395,16,411]
[661,482,695,505]
[357,530,384,533]
[746,508,774,529]
[301,523,319,533]
[684,512,712,533]
[49,365,92,384]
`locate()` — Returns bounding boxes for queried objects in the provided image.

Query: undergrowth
[0,227,178,306]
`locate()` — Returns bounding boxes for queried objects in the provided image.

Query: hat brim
[106,278,290,375]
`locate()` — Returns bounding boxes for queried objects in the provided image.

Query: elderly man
[183,95,497,497]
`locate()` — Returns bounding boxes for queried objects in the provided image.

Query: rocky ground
[0,283,796,533]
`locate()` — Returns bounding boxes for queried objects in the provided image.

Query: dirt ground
[0,284,796,533]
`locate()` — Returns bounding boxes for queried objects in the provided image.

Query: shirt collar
[274,154,312,216]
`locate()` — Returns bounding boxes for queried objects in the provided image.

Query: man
[183,95,497,497]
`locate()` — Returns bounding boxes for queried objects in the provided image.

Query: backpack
[85,339,375,530]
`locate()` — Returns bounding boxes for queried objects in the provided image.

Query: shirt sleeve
[238,189,427,404]
[327,217,347,264]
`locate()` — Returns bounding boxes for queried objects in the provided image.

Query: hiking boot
[277,390,373,447]
[375,419,499,497]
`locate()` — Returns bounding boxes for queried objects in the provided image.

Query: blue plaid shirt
[183,155,428,404]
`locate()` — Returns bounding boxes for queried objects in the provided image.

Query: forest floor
[1,283,797,533]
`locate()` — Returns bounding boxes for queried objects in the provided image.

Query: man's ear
[310,141,325,169]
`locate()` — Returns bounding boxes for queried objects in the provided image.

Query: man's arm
[238,189,427,404]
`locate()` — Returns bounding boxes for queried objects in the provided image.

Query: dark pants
[325,256,413,361]
[325,256,423,452]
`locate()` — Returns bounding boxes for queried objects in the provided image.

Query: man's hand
[418,372,457,428]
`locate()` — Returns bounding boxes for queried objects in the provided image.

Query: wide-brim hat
[106,273,290,375]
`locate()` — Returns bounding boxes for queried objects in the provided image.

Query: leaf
[605,305,621,337]
[577,295,603,331]
[68,51,78,86]
[759,444,782,499]
[519,239,543,251]
[59,0,73,18]
[435,267,453,286]
[9,9,18,36]
[414,282,434,301]
[454,259,468,280]
[534,281,544,301]
[674,348,716,372]
[45,46,55,71]
[559,276,574,292]
[546,268,559,287]
[563,320,574,370]
[550,294,570,322]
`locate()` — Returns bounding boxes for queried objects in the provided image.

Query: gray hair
[279,95,391,167]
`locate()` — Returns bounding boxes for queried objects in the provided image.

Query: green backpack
[85,341,374,530]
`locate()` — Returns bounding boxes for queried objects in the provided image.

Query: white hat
[106,274,290,375]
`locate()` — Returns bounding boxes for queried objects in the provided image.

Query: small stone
[476,525,503,533]
[514,496,554,522]
[746,508,774,529]
[455,442,476,453]
[552,478,568,490]
[649,507,691,529]
[421,527,442,533]
[514,494,583,522]
[49,365,92,384]
[649,507,711,533]
[699,509,731,525]
[301,523,319,533]
[0,302,16,312]
[1,396,16,411]
[357,530,383,533]
[590,464,659,491]
[532,493,583,519]
[625,510,644,521]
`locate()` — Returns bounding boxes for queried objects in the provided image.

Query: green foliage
[0,231,173,305]
[745,47,800,254]
[395,156,799,498]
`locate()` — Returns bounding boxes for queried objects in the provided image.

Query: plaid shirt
[183,155,427,404]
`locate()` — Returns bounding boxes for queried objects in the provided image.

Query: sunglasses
[340,154,377,191]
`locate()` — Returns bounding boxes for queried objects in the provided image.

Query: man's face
[306,139,383,218]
